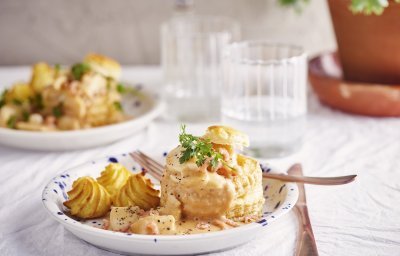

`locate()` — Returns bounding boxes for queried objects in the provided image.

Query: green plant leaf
[349,0,389,15]
[279,0,394,15]
[278,0,309,12]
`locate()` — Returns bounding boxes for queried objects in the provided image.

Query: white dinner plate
[42,153,299,255]
[0,86,164,151]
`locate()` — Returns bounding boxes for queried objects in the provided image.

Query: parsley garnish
[7,115,17,129]
[71,63,90,80]
[52,104,63,118]
[178,125,223,169]
[117,83,126,93]
[113,101,123,111]
[12,99,22,106]
[22,111,29,121]
[106,77,112,91]
[54,64,61,76]
[30,94,44,111]
[116,83,141,97]
[0,89,8,108]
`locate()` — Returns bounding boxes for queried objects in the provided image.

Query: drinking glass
[161,16,240,122]
[221,41,307,158]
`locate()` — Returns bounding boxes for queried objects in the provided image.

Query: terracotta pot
[309,52,400,117]
[328,0,400,84]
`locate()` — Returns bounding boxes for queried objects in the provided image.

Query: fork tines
[129,151,164,181]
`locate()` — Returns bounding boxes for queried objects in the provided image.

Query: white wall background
[0,0,336,65]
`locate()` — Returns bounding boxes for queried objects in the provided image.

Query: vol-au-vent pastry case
[160,126,265,223]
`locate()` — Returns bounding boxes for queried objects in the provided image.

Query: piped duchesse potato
[113,173,160,210]
[97,163,131,198]
[63,176,112,219]
[63,163,161,221]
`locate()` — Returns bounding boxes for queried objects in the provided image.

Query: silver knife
[288,164,319,256]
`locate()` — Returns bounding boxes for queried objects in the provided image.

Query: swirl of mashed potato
[97,163,131,198]
[63,176,112,219]
[160,126,264,222]
[113,173,160,210]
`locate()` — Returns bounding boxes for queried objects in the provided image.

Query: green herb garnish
[71,63,90,80]
[116,83,141,97]
[54,64,61,76]
[106,77,112,91]
[178,125,223,169]
[22,111,30,121]
[117,83,126,93]
[7,115,17,129]
[0,90,7,108]
[52,104,63,118]
[12,99,22,106]
[113,101,123,111]
[30,94,44,111]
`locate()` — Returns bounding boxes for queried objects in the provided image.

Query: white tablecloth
[0,67,399,256]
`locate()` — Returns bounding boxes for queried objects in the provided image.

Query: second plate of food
[0,54,164,151]
[42,126,299,255]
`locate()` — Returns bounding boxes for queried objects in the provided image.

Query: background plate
[0,86,164,151]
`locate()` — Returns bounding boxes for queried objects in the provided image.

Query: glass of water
[161,16,240,122]
[221,41,307,158]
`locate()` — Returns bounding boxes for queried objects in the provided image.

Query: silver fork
[130,151,164,181]
[130,150,357,185]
